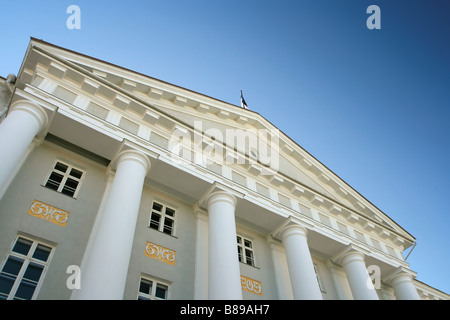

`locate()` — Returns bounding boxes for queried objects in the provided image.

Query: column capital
[385,266,417,285]
[196,181,243,211]
[266,235,284,252]
[207,190,237,209]
[332,244,371,266]
[385,266,420,300]
[193,204,210,225]
[272,216,313,240]
[280,223,308,240]
[193,204,208,218]
[9,100,48,133]
[113,149,151,174]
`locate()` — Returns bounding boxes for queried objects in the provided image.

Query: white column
[340,250,379,300]
[267,237,294,299]
[77,150,150,300]
[0,100,48,192]
[326,260,353,300]
[207,191,242,300]
[281,224,323,300]
[388,268,420,300]
[194,209,209,300]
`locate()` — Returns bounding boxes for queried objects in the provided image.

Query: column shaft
[340,251,379,300]
[0,100,48,192]
[77,150,150,300]
[194,210,209,299]
[207,191,242,300]
[281,225,322,300]
[267,238,294,299]
[391,273,420,300]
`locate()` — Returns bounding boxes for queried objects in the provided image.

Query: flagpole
[240,90,248,110]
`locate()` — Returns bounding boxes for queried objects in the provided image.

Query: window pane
[163,219,173,235]
[152,202,162,212]
[12,238,32,256]
[237,236,242,244]
[45,172,63,190]
[14,279,36,300]
[165,208,175,217]
[237,246,242,262]
[32,245,52,262]
[139,279,152,294]
[69,168,83,179]
[0,275,15,298]
[64,178,79,189]
[150,213,161,230]
[245,249,254,266]
[23,263,44,282]
[155,284,168,299]
[244,239,252,248]
[61,178,78,197]
[2,257,24,276]
[61,189,75,197]
[54,162,68,173]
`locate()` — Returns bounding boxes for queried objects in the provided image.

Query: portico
[0,38,438,300]
[0,97,422,301]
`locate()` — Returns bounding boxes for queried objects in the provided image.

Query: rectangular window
[149,202,176,236]
[44,161,84,198]
[0,236,53,300]
[237,235,255,267]
[137,276,169,300]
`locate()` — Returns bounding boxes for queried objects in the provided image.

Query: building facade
[0,38,447,300]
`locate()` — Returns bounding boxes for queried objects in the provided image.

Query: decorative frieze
[32,88,51,100]
[144,241,176,266]
[240,275,262,296]
[27,200,70,227]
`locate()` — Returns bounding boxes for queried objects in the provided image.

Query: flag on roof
[240,90,249,110]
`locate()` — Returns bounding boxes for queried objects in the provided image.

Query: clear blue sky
[1,1,449,295]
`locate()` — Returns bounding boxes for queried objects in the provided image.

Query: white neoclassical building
[0,38,448,300]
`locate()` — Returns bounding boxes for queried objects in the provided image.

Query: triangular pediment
[18,38,415,246]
